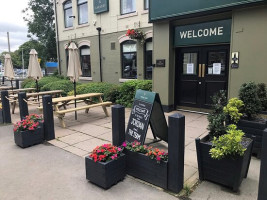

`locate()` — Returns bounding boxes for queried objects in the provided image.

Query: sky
[0,0,29,54]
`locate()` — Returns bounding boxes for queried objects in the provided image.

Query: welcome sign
[94,0,109,14]
[174,19,231,47]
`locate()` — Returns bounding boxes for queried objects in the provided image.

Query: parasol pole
[74,80,77,120]
[36,77,40,103]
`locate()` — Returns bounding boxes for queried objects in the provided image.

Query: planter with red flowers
[13,114,44,148]
[123,141,168,189]
[126,29,146,44]
[85,144,126,189]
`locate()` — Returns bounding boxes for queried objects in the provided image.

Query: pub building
[149,0,267,112]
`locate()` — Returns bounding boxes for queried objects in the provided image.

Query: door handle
[198,64,202,77]
[202,64,205,77]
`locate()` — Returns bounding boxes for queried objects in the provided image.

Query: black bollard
[2,76,4,85]
[1,90,11,123]
[112,105,125,146]
[18,92,29,120]
[168,113,185,193]
[42,95,55,141]
[16,80,19,89]
[258,128,267,200]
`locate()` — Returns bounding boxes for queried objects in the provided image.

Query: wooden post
[168,113,185,193]
[1,90,11,123]
[112,105,125,146]
[18,92,29,120]
[258,128,267,200]
[42,95,55,141]
[16,79,20,89]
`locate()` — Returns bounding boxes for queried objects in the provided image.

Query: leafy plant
[41,80,75,96]
[89,144,123,163]
[257,83,267,111]
[223,98,244,124]
[14,114,43,133]
[126,29,146,44]
[21,78,35,88]
[239,81,262,119]
[209,125,246,160]
[207,90,227,138]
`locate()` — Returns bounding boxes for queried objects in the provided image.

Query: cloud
[0,21,28,53]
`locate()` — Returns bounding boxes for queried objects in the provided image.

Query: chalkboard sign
[125,90,168,144]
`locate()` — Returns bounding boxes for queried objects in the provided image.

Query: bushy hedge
[21,78,35,88]
[42,80,76,96]
[116,80,152,107]
[22,76,65,89]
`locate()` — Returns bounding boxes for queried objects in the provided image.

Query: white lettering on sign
[179,27,224,39]
[131,118,145,130]
[128,129,141,140]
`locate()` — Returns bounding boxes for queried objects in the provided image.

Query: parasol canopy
[67,42,82,83]
[4,54,15,80]
[27,49,43,80]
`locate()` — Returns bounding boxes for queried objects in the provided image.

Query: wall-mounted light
[69,16,75,18]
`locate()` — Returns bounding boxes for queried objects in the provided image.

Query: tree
[0,51,22,68]
[22,0,57,61]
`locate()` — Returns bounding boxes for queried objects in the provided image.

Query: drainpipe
[54,0,61,75]
[96,27,102,82]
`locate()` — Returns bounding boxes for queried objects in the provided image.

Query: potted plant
[0,103,3,124]
[85,144,126,189]
[13,114,44,148]
[196,91,254,191]
[126,29,146,44]
[257,83,267,114]
[238,81,267,158]
[123,141,168,189]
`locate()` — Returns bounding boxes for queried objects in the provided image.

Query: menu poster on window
[187,63,194,74]
[213,63,221,75]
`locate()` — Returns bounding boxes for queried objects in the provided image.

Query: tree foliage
[22,0,57,61]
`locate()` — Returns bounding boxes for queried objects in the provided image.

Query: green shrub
[257,83,267,111]
[42,80,75,96]
[21,78,35,88]
[239,81,262,119]
[209,124,246,160]
[116,80,152,107]
[223,98,244,124]
[68,82,119,102]
[207,90,227,138]
[38,76,64,90]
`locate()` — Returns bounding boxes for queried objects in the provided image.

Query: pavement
[6,104,262,199]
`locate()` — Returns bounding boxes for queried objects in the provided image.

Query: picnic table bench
[9,90,63,114]
[8,88,36,94]
[51,93,112,128]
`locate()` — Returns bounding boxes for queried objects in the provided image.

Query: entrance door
[176,45,229,109]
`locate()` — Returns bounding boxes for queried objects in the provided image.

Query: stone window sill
[119,78,136,83]
[77,23,89,29]
[118,12,138,20]
[141,10,148,15]
[79,77,92,81]
[63,27,74,32]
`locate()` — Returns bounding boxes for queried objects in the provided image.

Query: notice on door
[213,63,221,75]
[187,63,194,74]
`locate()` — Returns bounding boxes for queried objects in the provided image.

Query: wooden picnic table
[51,93,112,128]
[0,86,12,91]
[9,90,63,114]
[8,88,36,94]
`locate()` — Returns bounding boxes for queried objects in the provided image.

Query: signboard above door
[174,19,231,47]
[94,0,109,14]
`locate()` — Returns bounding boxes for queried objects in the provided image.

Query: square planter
[14,123,44,148]
[124,149,168,189]
[85,154,126,189]
[237,119,267,158]
[195,135,253,192]
[0,109,3,124]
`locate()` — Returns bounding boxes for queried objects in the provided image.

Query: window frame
[63,0,73,28]
[121,40,137,79]
[79,45,91,77]
[77,0,88,25]
[144,0,149,10]
[144,38,153,80]
[120,0,136,15]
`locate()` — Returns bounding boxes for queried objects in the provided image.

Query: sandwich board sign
[125,90,168,144]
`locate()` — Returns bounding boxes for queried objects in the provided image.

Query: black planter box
[195,135,253,192]
[237,119,267,158]
[14,124,44,148]
[85,154,126,189]
[124,149,168,189]
[0,109,3,124]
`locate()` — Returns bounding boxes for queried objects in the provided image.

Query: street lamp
[21,48,25,78]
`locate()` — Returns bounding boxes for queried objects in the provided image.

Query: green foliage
[42,80,75,96]
[68,82,118,102]
[116,80,152,107]
[21,78,35,88]
[22,0,57,61]
[239,81,262,119]
[38,76,64,89]
[0,51,21,68]
[223,98,244,124]
[207,90,227,138]
[257,83,267,111]
[210,124,246,160]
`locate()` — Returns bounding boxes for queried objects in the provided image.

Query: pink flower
[111,156,115,160]
[118,147,122,151]
[122,142,126,147]
[156,156,161,161]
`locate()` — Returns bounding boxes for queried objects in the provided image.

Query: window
[78,0,88,25]
[144,0,149,10]
[144,38,152,79]
[121,41,137,79]
[64,0,73,28]
[121,0,136,15]
[80,46,91,77]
